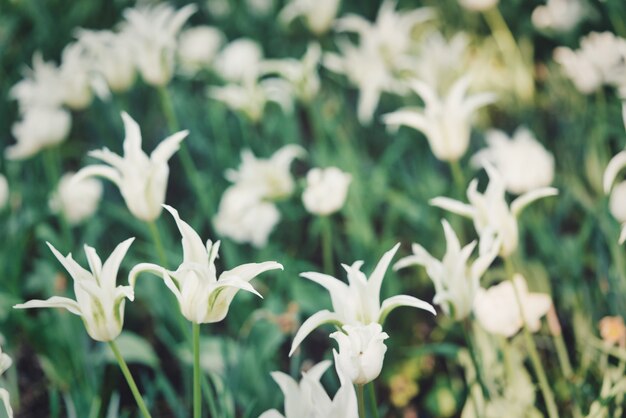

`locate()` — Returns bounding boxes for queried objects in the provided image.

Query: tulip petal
[381,109,430,135]
[73,165,122,187]
[46,242,92,283]
[604,151,626,193]
[0,388,12,418]
[128,262,169,288]
[289,310,342,356]
[150,130,188,164]
[14,296,82,316]
[510,187,558,217]
[220,261,283,284]
[368,243,401,303]
[83,245,103,278]
[121,112,143,157]
[430,197,475,218]
[620,224,626,244]
[258,409,284,418]
[379,295,436,324]
[300,272,350,312]
[101,238,135,290]
[214,276,263,299]
[163,205,208,265]
[88,148,125,171]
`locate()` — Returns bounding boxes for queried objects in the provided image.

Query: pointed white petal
[121,112,143,157]
[214,276,263,299]
[430,197,475,218]
[73,165,122,187]
[604,151,626,193]
[510,187,558,217]
[128,262,168,288]
[368,243,401,302]
[0,388,13,418]
[150,130,188,164]
[289,310,342,356]
[379,295,436,324]
[14,296,82,316]
[220,261,283,283]
[163,205,207,265]
[619,224,626,244]
[46,242,91,282]
[83,245,103,278]
[101,238,135,290]
[381,109,429,134]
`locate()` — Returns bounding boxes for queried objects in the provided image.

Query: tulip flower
[394,220,499,320]
[279,0,341,35]
[14,238,135,342]
[129,205,282,324]
[259,359,358,418]
[473,274,552,337]
[0,345,13,418]
[6,106,71,160]
[603,103,626,243]
[431,163,558,257]
[382,76,496,162]
[74,112,188,222]
[289,243,435,355]
[213,38,263,83]
[330,323,389,385]
[0,174,8,210]
[49,172,103,225]
[178,26,224,75]
[302,167,352,216]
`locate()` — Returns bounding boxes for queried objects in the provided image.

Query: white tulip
[0,175,9,210]
[213,38,264,83]
[262,43,322,103]
[279,0,341,35]
[49,172,103,225]
[213,185,281,248]
[394,220,499,320]
[74,112,187,222]
[130,205,282,324]
[431,163,558,257]
[531,0,585,32]
[472,126,555,194]
[382,77,496,162]
[331,323,389,385]
[0,344,12,418]
[289,243,435,355]
[178,26,224,75]
[10,53,66,111]
[473,274,552,337]
[121,3,197,86]
[14,238,136,342]
[302,167,351,216]
[58,42,94,110]
[6,107,71,160]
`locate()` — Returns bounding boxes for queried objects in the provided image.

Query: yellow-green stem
[147,220,167,267]
[356,384,365,418]
[504,258,559,418]
[193,322,201,418]
[109,340,152,418]
[463,319,490,401]
[449,160,465,195]
[320,216,334,274]
[367,382,379,418]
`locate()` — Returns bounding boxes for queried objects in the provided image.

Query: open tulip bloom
[14,238,135,342]
[331,323,389,385]
[75,112,188,222]
[430,163,558,257]
[129,205,283,324]
[394,220,499,321]
[0,345,13,418]
[289,243,435,356]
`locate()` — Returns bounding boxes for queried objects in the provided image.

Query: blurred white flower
[431,163,558,257]
[394,220,499,320]
[130,205,282,324]
[214,38,264,83]
[531,0,585,32]
[6,107,71,160]
[331,323,389,385]
[75,112,188,222]
[289,243,435,355]
[279,0,341,35]
[10,53,65,111]
[208,78,293,122]
[75,29,137,92]
[225,145,305,200]
[58,42,95,109]
[473,274,552,337]
[246,0,275,16]
[554,32,626,94]
[213,185,281,248]
[49,172,103,225]
[0,344,13,418]
[0,175,9,210]
[14,238,136,342]
[121,3,197,86]
[472,126,555,194]
[206,0,231,19]
[382,77,496,162]
[458,0,498,11]
[262,43,322,103]
[413,31,469,92]
[302,167,352,216]
[603,103,626,243]
[259,359,358,418]
[178,26,224,75]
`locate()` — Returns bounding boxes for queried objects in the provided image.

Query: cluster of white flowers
[279,0,341,35]
[531,0,586,33]
[555,32,626,95]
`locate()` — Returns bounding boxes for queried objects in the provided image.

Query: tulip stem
[367,382,379,418]
[504,258,559,418]
[43,148,73,249]
[147,221,167,267]
[320,216,334,274]
[356,384,365,418]
[193,322,201,418]
[158,86,212,224]
[462,319,490,400]
[108,340,152,418]
[449,160,465,195]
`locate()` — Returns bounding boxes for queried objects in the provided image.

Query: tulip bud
[331,323,389,385]
[302,167,351,216]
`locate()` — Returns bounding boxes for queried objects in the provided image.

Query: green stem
[449,160,465,195]
[108,340,152,418]
[320,216,334,274]
[356,384,365,418]
[158,86,212,223]
[43,148,73,249]
[147,220,167,267]
[193,322,201,418]
[503,258,559,418]
[462,319,490,401]
[367,382,379,418]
